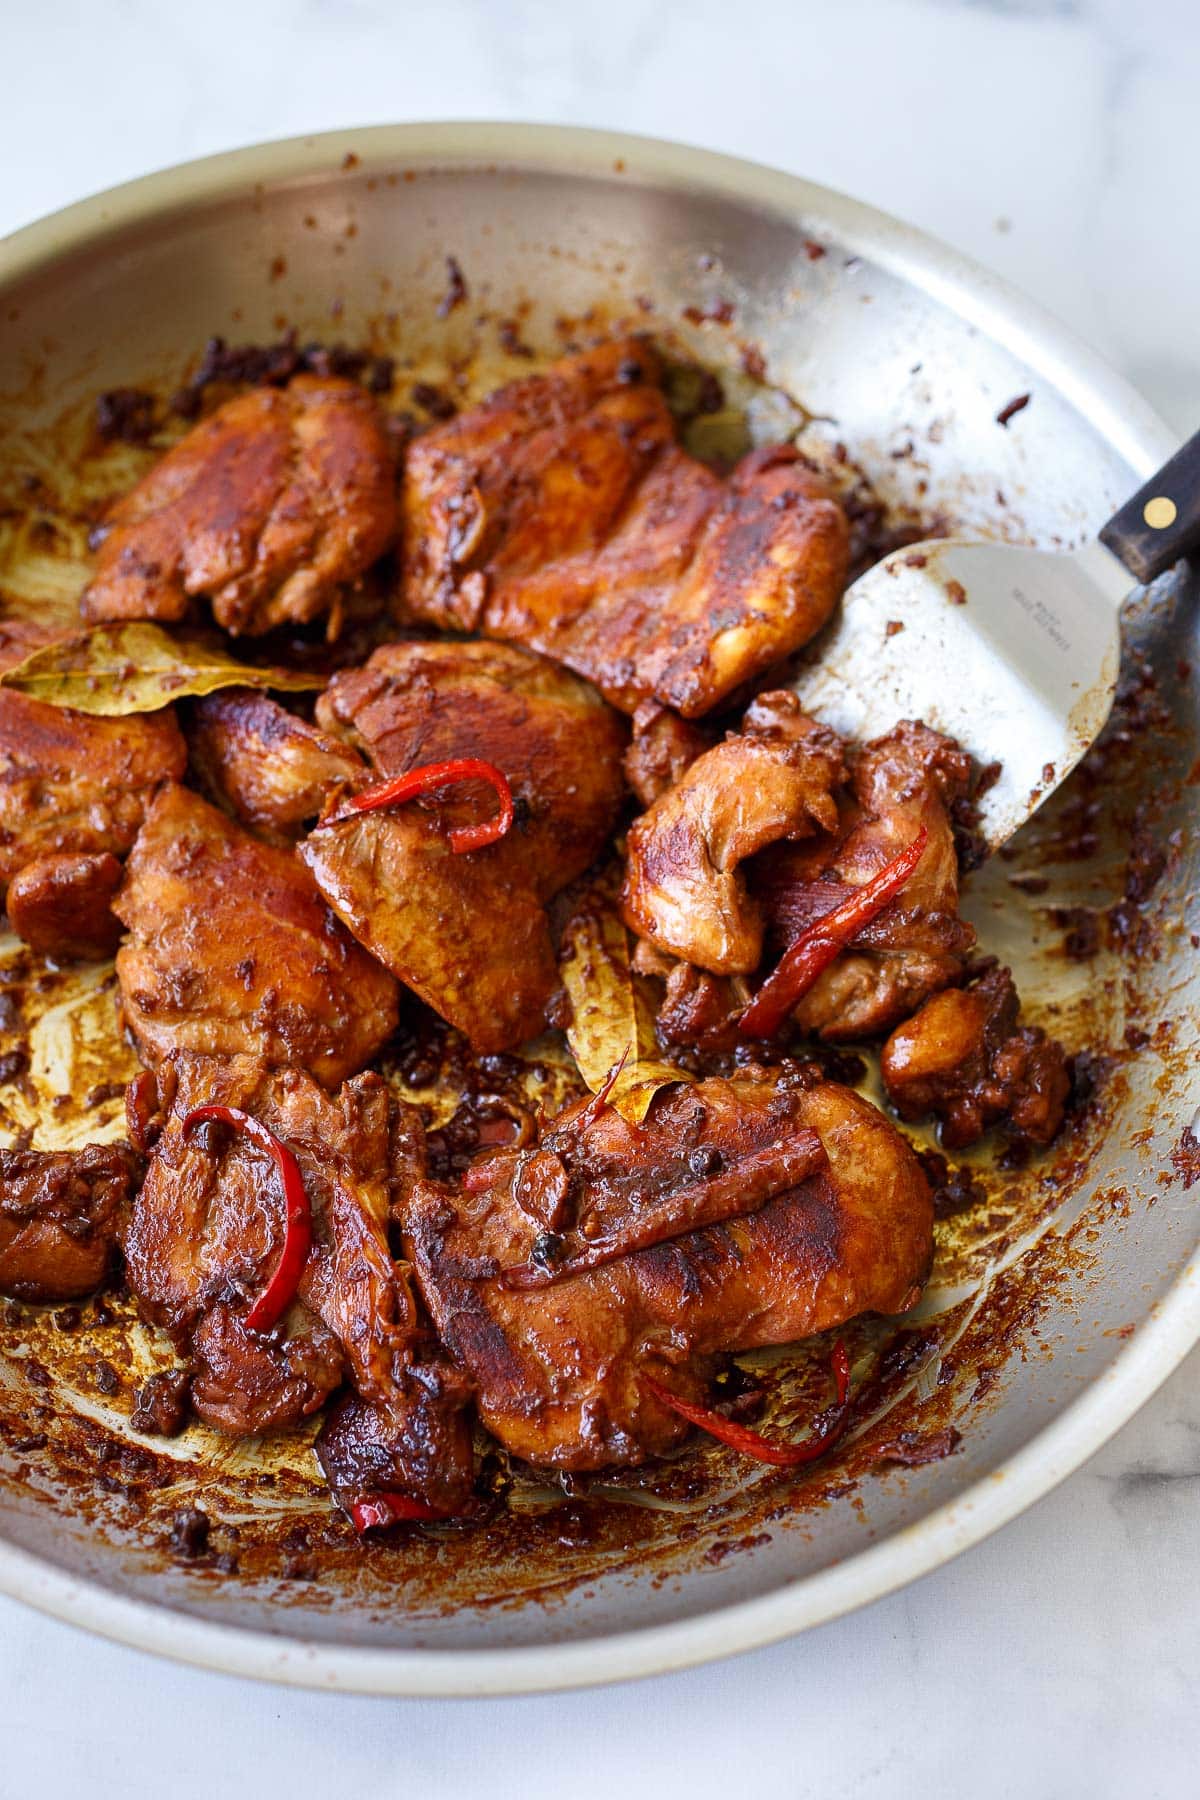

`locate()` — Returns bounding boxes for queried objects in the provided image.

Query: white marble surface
[2,1,1198,1793]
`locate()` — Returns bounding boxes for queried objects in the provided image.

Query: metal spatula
[792,432,1200,848]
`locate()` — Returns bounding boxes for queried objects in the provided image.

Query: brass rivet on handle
[1143,495,1177,529]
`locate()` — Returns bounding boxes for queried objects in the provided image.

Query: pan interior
[0,135,1196,1671]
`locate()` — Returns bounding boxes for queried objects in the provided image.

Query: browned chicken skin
[125,1052,473,1511]
[754,720,977,1041]
[397,339,850,717]
[406,1071,932,1471]
[6,851,124,961]
[189,689,363,842]
[114,784,399,1086]
[0,1142,140,1300]
[0,669,186,928]
[0,617,185,958]
[882,966,1070,1148]
[623,700,711,808]
[301,639,626,1052]
[81,375,398,636]
[622,693,846,975]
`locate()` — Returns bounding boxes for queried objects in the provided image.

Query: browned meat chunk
[654,960,743,1046]
[882,966,1070,1148]
[6,851,123,960]
[81,376,397,637]
[316,1379,473,1523]
[125,1053,473,1513]
[0,687,186,902]
[189,689,363,842]
[623,701,711,808]
[114,784,398,1086]
[754,721,976,1041]
[0,1142,140,1300]
[187,1302,345,1436]
[406,1073,932,1471]
[622,694,846,975]
[300,640,626,1053]
[397,339,849,717]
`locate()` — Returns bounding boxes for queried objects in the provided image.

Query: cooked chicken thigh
[81,376,397,636]
[623,701,710,808]
[882,966,1069,1148]
[754,721,976,1041]
[0,628,185,958]
[189,689,363,842]
[406,1071,932,1470]
[114,784,398,1085]
[397,339,849,717]
[0,645,185,962]
[0,1142,140,1301]
[125,1052,472,1511]
[6,850,124,960]
[301,640,626,1052]
[622,693,845,974]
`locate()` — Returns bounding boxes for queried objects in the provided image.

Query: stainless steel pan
[0,123,1196,1695]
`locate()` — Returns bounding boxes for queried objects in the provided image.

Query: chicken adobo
[407,1072,931,1471]
[396,339,850,716]
[113,784,399,1084]
[81,375,397,636]
[0,623,186,960]
[300,638,626,1052]
[0,332,1071,1535]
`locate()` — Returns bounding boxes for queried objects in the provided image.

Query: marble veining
[1,2,1198,1794]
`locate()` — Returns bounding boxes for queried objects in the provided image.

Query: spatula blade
[790,537,1127,848]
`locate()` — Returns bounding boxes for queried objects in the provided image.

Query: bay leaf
[0,621,324,715]
[559,900,692,1126]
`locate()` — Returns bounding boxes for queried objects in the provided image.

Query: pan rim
[0,119,1192,1696]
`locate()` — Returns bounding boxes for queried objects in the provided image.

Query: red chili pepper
[739,826,929,1039]
[181,1104,312,1335]
[643,1341,851,1468]
[349,1492,444,1533]
[328,757,514,854]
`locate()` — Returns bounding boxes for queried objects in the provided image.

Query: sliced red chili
[181,1104,312,1335]
[643,1341,851,1469]
[739,827,929,1039]
[328,757,514,854]
[349,1492,444,1533]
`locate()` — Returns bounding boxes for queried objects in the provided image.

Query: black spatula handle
[1099,428,1200,583]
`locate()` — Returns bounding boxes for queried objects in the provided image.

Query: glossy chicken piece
[0,609,183,957]
[316,1376,474,1524]
[81,376,397,637]
[882,966,1070,1148]
[189,689,363,842]
[0,687,186,882]
[301,639,626,1053]
[654,960,744,1047]
[406,1072,932,1471]
[0,1142,140,1300]
[623,701,711,808]
[397,339,850,718]
[126,1052,473,1510]
[114,784,398,1086]
[6,851,124,960]
[622,693,846,975]
[755,721,976,1041]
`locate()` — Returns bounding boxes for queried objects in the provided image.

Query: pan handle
[1099,427,1200,583]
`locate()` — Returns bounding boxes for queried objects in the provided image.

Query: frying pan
[0,123,1196,1696]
